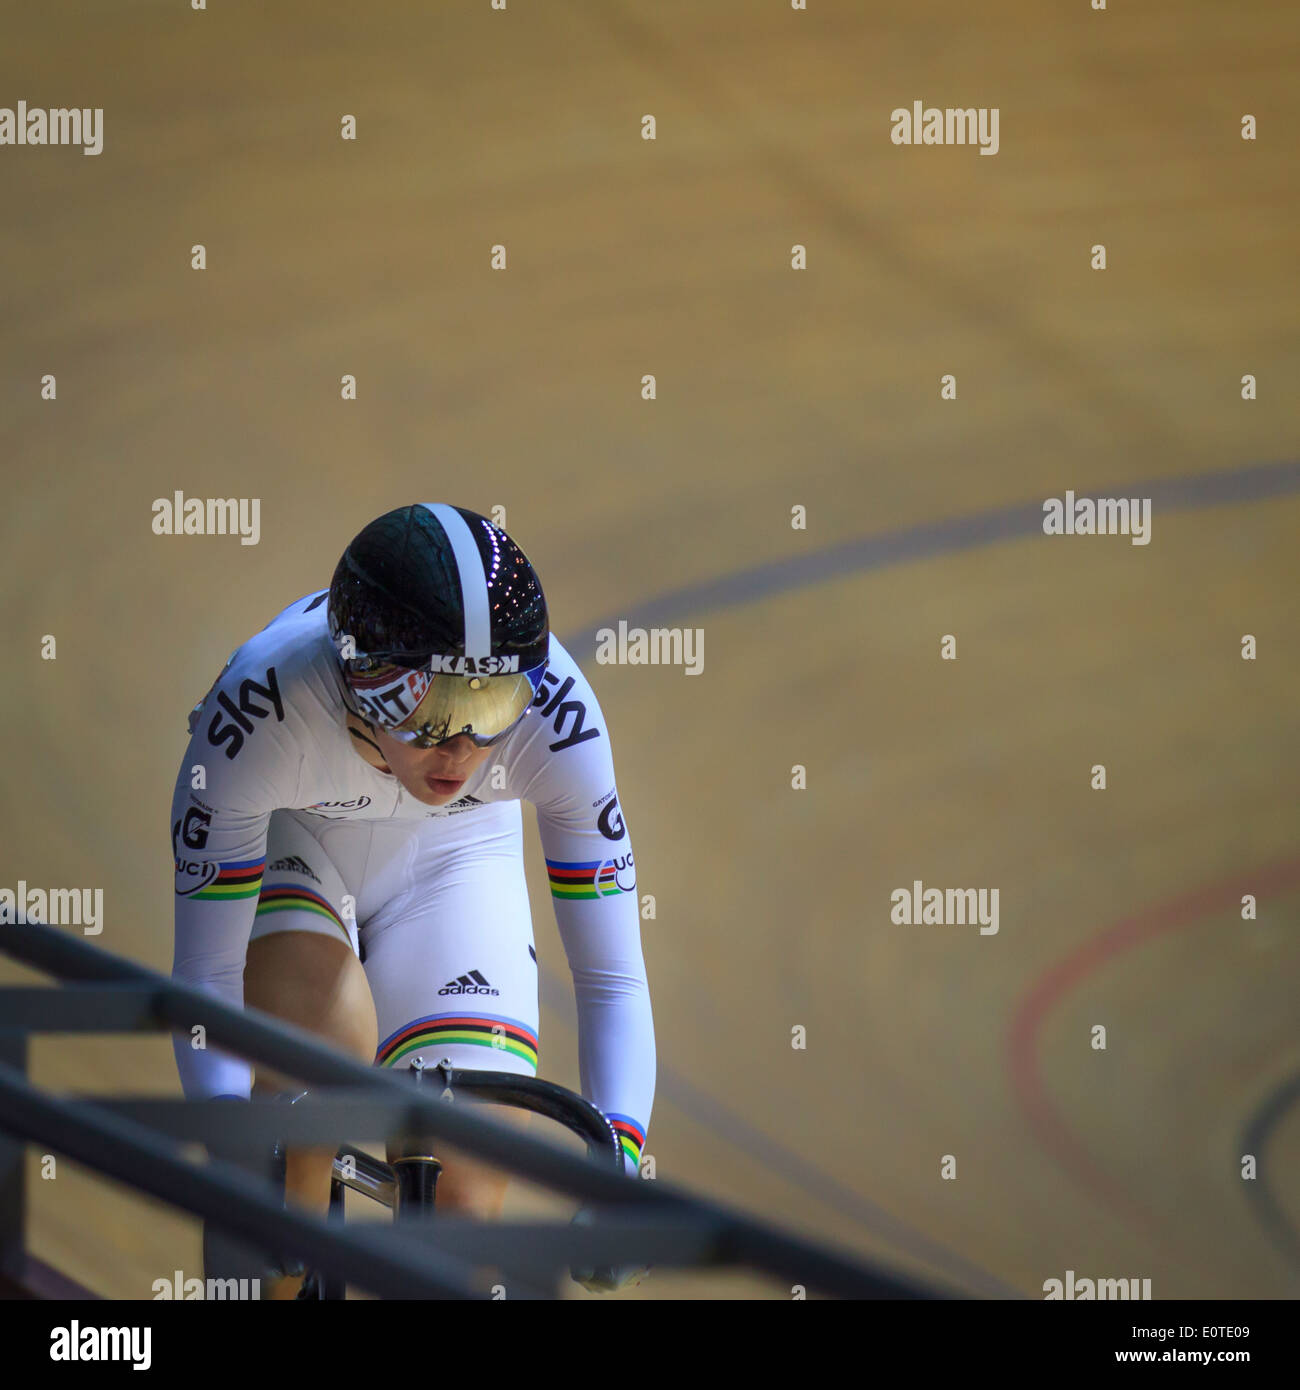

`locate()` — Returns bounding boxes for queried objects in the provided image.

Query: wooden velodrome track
[1,2,1297,1300]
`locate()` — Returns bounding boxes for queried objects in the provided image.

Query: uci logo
[601,852,636,895]
[174,859,219,896]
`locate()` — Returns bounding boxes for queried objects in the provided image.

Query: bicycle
[291,1056,627,1299]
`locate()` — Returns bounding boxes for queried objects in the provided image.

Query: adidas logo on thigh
[437,969,500,996]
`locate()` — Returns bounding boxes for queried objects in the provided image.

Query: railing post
[0,1030,28,1281]
[201,1101,282,1292]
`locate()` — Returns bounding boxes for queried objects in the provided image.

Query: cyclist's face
[372,730,494,806]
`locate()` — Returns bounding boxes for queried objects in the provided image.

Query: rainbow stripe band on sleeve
[375,1013,539,1072]
[607,1113,645,1171]
[190,858,264,902]
[546,858,631,900]
[254,885,350,942]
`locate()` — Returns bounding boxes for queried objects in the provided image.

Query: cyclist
[170,503,655,1295]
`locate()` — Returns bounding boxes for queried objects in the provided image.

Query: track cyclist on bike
[170,504,655,1296]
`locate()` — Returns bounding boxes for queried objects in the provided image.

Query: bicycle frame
[331,1057,623,1211]
[310,1059,624,1298]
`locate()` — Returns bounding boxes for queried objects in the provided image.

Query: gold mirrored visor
[344,660,547,748]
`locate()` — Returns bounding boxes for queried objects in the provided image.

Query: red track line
[1007,857,1300,1247]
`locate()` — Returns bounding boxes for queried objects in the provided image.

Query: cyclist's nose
[434,735,475,766]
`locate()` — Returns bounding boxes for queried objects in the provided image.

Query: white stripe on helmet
[422,503,491,659]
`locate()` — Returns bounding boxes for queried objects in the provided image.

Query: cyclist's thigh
[249,809,362,956]
[362,802,539,1078]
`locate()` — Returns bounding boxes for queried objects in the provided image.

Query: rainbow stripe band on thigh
[376,1013,539,1072]
[254,885,350,942]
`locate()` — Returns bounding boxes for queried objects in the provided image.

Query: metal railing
[0,919,950,1300]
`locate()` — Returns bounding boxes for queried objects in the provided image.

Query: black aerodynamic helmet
[327,503,549,748]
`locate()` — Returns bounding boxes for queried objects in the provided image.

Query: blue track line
[567,458,1300,658]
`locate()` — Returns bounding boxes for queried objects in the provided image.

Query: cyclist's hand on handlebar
[569,1206,650,1294]
[573,1263,649,1294]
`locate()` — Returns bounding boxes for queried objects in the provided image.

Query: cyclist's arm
[522,654,656,1179]
[543,837,654,1180]
[170,659,302,1100]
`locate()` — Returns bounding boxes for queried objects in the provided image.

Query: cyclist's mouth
[423,775,465,797]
